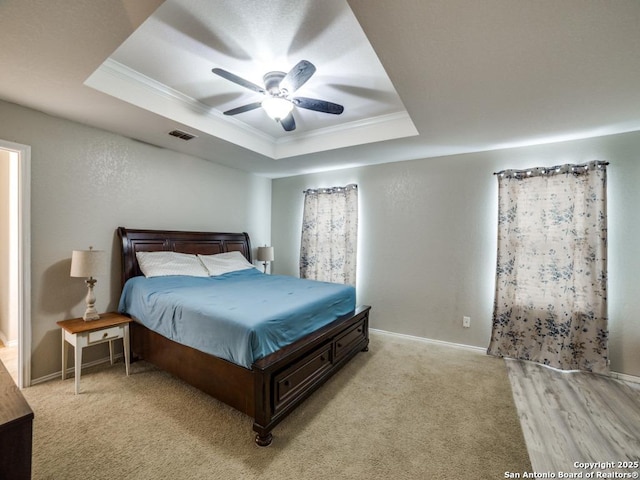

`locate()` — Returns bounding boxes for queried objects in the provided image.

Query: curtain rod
[494,160,609,177]
[303,184,358,194]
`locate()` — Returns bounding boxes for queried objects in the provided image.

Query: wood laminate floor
[506,358,640,476]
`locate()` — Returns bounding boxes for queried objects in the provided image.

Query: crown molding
[86,59,418,159]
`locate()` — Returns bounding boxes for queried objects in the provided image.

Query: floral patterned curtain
[300,184,358,285]
[488,161,609,373]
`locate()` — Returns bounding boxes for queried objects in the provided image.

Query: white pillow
[136,251,209,277]
[198,251,257,276]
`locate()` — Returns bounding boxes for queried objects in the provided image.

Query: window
[300,184,358,285]
[488,162,609,373]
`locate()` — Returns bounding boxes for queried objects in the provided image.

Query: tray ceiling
[85,0,418,159]
[1,0,639,178]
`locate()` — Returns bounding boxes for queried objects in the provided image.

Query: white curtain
[300,184,358,285]
[488,161,609,373]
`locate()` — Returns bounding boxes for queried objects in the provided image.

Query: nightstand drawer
[88,326,122,344]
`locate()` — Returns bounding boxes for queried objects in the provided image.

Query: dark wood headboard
[117,227,252,286]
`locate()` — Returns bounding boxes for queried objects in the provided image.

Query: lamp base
[83,309,101,322]
[83,278,100,321]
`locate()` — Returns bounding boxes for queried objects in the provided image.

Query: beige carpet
[23,332,531,479]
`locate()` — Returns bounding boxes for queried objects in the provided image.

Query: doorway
[0,139,31,388]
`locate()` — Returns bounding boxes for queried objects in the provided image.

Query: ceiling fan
[212,60,344,132]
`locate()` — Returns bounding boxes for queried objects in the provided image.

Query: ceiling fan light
[262,97,293,120]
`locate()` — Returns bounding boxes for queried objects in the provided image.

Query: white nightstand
[57,312,131,394]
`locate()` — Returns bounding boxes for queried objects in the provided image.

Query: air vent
[168,129,197,141]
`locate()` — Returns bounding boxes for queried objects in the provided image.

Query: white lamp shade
[261,97,293,120]
[257,246,274,262]
[70,248,107,278]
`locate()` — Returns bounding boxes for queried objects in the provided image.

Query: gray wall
[2,96,638,380]
[0,100,272,380]
[272,131,640,377]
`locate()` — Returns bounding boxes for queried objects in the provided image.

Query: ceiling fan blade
[223,102,262,115]
[280,113,296,131]
[280,60,316,94]
[212,68,265,94]
[293,97,344,115]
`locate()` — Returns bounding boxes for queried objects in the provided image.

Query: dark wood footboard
[130,305,370,445]
[252,305,370,445]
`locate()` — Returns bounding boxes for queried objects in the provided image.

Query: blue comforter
[118,269,356,368]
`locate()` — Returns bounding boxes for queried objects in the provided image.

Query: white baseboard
[370,328,487,353]
[30,353,124,386]
[28,333,640,387]
[370,328,640,384]
[610,370,640,385]
[0,331,18,348]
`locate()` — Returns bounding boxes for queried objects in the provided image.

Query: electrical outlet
[463,316,471,328]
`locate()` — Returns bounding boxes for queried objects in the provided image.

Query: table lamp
[257,246,274,274]
[70,246,107,321]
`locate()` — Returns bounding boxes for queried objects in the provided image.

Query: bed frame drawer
[335,319,366,360]
[274,343,333,413]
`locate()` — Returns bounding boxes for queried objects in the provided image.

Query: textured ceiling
[1,0,639,178]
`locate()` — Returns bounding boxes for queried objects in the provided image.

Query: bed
[117,227,370,446]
